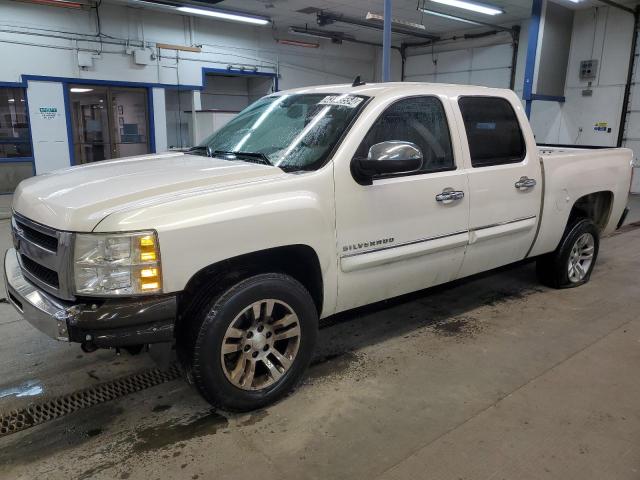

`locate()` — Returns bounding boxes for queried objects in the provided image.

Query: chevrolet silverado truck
[4,82,632,411]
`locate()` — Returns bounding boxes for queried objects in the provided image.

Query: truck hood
[12,152,286,231]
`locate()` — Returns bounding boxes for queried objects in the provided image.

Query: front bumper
[4,248,177,347]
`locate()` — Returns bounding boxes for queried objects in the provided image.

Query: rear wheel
[536,218,599,288]
[186,273,318,411]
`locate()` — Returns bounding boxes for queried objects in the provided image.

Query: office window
[0,88,32,158]
[458,96,525,167]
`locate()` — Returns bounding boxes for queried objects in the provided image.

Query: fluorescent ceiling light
[8,99,15,103]
[429,0,503,15]
[419,8,483,25]
[176,6,270,25]
[366,11,427,30]
[70,88,94,93]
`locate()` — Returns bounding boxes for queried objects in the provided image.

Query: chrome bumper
[4,247,71,341]
[4,247,177,346]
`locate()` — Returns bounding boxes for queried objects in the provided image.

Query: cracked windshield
[192,93,367,171]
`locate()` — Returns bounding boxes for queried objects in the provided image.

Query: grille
[21,254,60,289]
[0,364,181,438]
[15,220,58,252]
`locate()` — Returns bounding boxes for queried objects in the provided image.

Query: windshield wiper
[188,145,212,157]
[212,150,272,166]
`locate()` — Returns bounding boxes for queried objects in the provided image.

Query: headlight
[73,231,162,296]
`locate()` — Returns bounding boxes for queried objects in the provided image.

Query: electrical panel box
[579,59,598,80]
[77,51,93,68]
[134,49,154,65]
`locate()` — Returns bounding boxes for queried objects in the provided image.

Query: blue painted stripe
[22,74,202,90]
[531,94,566,102]
[148,88,156,153]
[62,83,76,167]
[523,0,543,118]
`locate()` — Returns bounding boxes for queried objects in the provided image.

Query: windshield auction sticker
[319,95,364,108]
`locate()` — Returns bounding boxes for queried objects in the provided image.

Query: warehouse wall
[529,6,634,147]
[0,0,377,176]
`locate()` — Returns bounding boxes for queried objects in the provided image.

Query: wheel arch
[568,191,614,232]
[176,244,324,336]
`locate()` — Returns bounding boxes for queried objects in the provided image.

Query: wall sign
[39,107,58,120]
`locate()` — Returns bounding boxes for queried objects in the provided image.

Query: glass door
[69,85,150,164]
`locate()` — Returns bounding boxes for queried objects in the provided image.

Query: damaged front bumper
[3,248,177,347]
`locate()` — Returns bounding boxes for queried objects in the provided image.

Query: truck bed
[528,145,633,257]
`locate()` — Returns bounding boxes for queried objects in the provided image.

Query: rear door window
[458,96,526,167]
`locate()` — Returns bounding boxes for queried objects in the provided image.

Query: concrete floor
[0,213,639,479]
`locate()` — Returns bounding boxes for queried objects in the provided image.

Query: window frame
[351,95,457,182]
[457,95,527,169]
[0,86,34,162]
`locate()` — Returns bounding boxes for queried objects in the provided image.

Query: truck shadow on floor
[309,259,544,379]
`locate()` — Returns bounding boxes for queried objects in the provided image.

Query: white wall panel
[152,88,167,153]
[26,81,70,174]
[404,40,514,89]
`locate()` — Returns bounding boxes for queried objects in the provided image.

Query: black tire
[187,273,318,411]
[536,218,600,289]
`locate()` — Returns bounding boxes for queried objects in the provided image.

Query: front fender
[93,169,338,314]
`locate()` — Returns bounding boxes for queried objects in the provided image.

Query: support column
[382,0,392,82]
[523,0,543,118]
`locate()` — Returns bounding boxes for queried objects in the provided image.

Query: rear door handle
[435,190,465,204]
[515,176,537,190]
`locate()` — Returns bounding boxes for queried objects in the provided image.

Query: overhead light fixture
[428,0,503,15]
[278,39,319,48]
[70,88,94,93]
[8,99,15,103]
[176,6,270,25]
[288,26,351,43]
[365,12,427,30]
[419,8,484,25]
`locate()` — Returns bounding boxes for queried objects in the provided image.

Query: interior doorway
[68,84,150,164]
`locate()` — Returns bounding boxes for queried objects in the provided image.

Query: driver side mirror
[352,141,424,185]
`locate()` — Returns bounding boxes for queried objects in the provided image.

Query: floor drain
[0,364,182,438]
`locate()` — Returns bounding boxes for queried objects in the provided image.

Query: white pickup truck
[4,82,632,411]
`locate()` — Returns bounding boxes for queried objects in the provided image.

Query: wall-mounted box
[579,59,598,80]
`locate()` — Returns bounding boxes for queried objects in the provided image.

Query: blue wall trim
[0,80,28,88]
[22,74,202,91]
[62,83,75,168]
[523,0,543,118]
[531,94,566,102]
[147,88,156,153]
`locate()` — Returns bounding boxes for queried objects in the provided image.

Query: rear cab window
[458,96,526,167]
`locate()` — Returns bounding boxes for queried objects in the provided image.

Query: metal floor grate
[0,364,182,438]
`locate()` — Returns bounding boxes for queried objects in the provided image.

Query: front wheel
[188,273,318,411]
[536,218,600,288]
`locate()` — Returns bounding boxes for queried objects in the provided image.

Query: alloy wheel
[567,232,595,283]
[220,299,301,390]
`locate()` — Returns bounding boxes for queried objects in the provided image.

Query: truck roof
[280,81,514,99]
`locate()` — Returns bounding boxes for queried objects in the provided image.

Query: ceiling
[215,0,534,42]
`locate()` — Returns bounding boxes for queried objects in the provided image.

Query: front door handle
[515,176,537,190]
[435,190,465,204]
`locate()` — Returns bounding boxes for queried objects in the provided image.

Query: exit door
[68,85,150,163]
